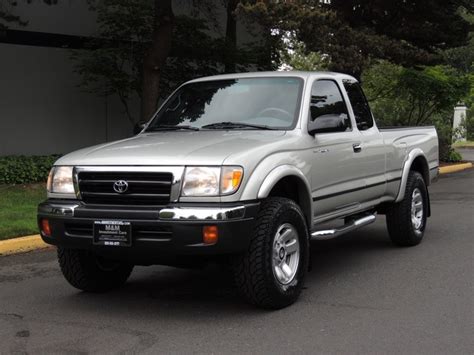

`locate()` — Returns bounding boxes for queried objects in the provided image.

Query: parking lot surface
[0,169,473,354]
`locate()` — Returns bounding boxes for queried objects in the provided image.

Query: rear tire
[233,197,309,309]
[386,171,428,246]
[57,248,133,292]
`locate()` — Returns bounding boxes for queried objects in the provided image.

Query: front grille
[78,171,173,206]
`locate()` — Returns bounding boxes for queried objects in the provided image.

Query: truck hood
[55,130,287,166]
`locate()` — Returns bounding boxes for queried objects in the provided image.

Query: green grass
[0,184,46,240]
[453,140,474,148]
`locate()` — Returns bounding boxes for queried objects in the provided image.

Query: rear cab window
[343,80,374,130]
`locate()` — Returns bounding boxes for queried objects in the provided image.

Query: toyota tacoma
[38,71,439,309]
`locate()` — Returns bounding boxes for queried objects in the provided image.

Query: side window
[343,80,374,130]
[309,80,351,133]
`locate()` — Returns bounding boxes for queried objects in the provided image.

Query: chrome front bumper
[39,202,247,221]
[158,206,246,221]
[38,200,260,259]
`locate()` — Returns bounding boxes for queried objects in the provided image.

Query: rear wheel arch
[387,170,428,246]
[410,155,430,186]
[395,149,430,202]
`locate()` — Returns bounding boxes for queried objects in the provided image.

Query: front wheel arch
[256,166,313,228]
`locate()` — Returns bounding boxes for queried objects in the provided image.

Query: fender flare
[257,165,313,226]
[395,148,429,203]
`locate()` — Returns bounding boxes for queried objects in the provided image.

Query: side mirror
[133,122,146,135]
[308,114,348,135]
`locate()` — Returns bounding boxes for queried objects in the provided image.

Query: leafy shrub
[433,116,456,162]
[444,149,463,163]
[362,61,471,162]
[0,155,60,184]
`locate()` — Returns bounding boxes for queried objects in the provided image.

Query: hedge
[0,155,60,184]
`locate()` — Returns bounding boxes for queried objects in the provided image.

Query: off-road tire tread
[386,171,427,247]
[57,247,133,292]
[233,197,308,309]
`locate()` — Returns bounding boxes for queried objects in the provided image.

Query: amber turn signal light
[203,225,218,245]
[40,219,52,237]
[221,167,243,195]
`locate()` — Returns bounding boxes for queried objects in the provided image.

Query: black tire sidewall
[408,173,428,239]
[58,247,133,292]
[263,199,309,304]
[386,171,429,246]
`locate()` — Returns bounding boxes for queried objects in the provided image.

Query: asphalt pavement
[0,169,473,354]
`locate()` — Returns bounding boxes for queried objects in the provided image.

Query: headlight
[181,166,243,197]
[47,166,75,194]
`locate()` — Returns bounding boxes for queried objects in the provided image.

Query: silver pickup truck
[38,71,438,309]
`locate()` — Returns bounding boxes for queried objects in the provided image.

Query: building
[0,1,254,156]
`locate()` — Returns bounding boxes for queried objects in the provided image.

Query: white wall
[0,0,128,155]
[0,0,262,156]
[0,43,137,155]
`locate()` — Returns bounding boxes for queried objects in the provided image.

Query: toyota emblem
[113,180,129,193]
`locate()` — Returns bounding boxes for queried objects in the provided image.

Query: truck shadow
[63,220,396,316]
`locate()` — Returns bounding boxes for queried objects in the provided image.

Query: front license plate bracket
[93,220,132,247]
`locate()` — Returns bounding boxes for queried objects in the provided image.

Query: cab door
[309,79,368,217]
[342,80,386,202]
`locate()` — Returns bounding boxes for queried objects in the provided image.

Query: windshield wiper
[201,122,276,130]
[146,125,200,132]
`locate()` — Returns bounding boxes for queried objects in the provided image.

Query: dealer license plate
[93,221,132,247]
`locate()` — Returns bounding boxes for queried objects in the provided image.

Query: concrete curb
[0,235,51,256]
[439,162,473,175]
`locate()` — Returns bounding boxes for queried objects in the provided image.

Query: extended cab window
[343,80,374,130]
[309,79,351,132]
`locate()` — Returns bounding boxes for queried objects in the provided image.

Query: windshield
[146,77,304,131]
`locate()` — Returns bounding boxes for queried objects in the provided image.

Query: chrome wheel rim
[411,188,424,231]
[272,223,300,285]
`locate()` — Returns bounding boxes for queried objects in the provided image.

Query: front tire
[386,171,429,246]
[57,248,134,292]
[233,197,309,309]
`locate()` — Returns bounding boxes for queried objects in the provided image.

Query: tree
[141,0,175,122]
[73,0,268,124]
[363,62,470,126]
[278,32,330,71]
[2,0,261,125]
[330,0,473,62]
[239,0,473,77]
[72,0,219,124]
[0,1,26,30]
[362,61,471,159]
[223,0,239,72]
[442,7,474,141]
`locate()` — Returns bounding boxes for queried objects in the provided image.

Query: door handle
[353,143,362,153]
[313,148,329,154]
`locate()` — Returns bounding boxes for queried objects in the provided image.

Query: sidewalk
[456,148,474,161]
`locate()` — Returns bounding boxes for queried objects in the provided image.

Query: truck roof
[187,71,357,83]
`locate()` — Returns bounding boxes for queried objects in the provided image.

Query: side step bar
[311,214,376,241]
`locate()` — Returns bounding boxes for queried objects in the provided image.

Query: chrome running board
[311,214,376,241]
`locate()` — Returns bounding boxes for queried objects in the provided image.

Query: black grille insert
[78,171,173,206]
